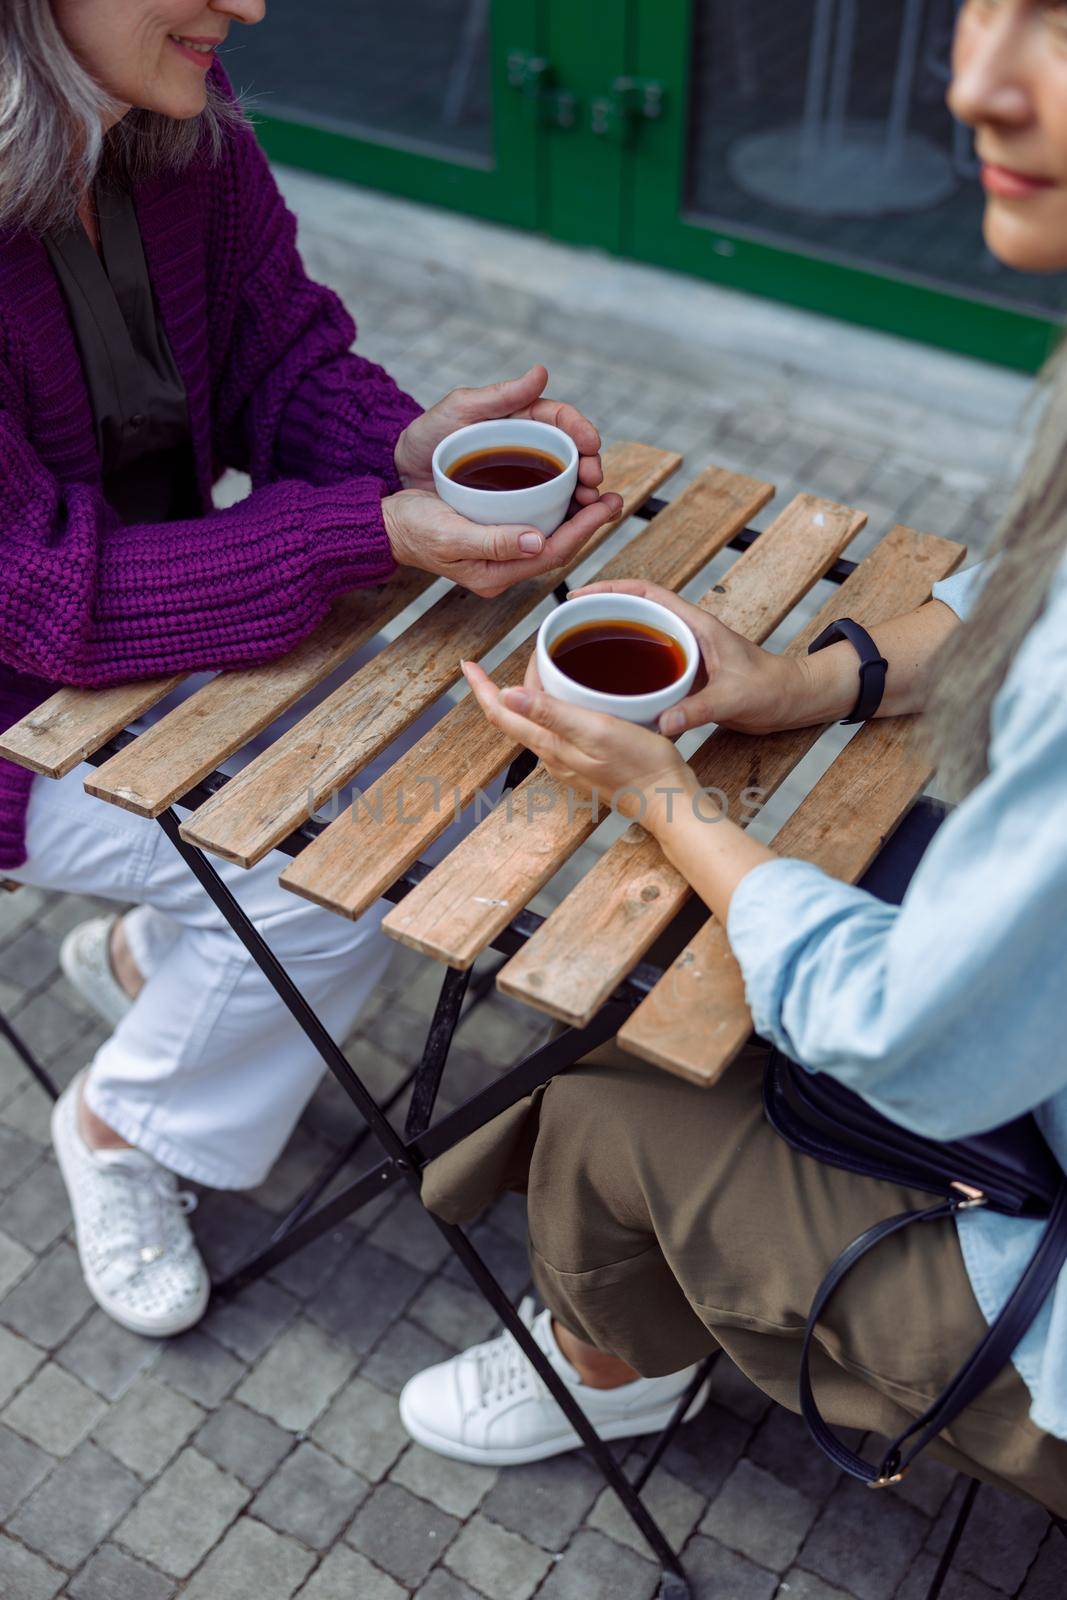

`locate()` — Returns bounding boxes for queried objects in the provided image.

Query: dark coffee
[447,446,564,491]
[550,619,687,696]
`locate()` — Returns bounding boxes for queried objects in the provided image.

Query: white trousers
[9,634,501,1189]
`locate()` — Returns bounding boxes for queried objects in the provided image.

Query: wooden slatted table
[0,437,966,1097]
[0,436,967,1594]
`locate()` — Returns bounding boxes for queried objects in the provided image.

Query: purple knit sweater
[0,60,422,869]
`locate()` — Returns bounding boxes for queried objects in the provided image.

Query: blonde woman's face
[53,0,266,123]
[950,0,1067,272]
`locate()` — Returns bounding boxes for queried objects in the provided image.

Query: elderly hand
[382,489,622,600]
[562,579,803,737]
[394,365,608,508]
[460,658,695,827]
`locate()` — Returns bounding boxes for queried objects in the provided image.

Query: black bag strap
[800,1183,1067,1487]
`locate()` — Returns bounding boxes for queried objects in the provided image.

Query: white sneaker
[399,1297,710,1467]
[52,1072,210,1338]
[60,915,133,1029]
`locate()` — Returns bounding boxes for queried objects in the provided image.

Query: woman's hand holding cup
[381,489,622,601]
[561,580,805,737]
[384,364,622,598]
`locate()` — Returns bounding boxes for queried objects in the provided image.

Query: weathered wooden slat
[84,573,433,816]
[281,464,775,919]
[498,525,965,1026]
[0,675,185,780]
[180,443,681,868]
[617,712,933,1085]
[382,494,870,969]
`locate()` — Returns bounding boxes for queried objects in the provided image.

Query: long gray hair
[925,338,1067,799]
[0,0,251,235]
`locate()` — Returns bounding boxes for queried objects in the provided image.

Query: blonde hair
[925,338,1067,798]
[0,0,252,234]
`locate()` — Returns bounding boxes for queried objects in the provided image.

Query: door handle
[590,76,665,141]
[507,50,579,130]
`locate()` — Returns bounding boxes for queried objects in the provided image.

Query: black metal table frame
[11,500,1031,1598]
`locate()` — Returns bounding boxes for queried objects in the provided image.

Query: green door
[224,0,542,230]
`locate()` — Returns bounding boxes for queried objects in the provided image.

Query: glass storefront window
[221,0,492,163]
[686,0,1066,317]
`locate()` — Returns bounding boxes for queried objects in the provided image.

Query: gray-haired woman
[0,0,619,1337]
[403,0,1067,1516]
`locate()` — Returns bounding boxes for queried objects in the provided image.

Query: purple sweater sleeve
[0,392,398,687]
[206,66,423,491]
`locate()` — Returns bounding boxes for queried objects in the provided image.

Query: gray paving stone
[311,1374,409,1482]
[369,1194,453,1274]
[799,1480,927,1600]
[408,1275,498,1351]
[67,1543,177,1600]
[0,1423,53,1520]
[0,1223,34,1295]
[1018,1531,1067,1598]
[895,1553,1005,1600]
[480,1451,604,1552]
[294,1544,406,1600]
[0,1240,93,1346]
[267,1223,359,1301]
[92,1375,204,1477]
[181,1518,316,1600]
[706,1357,773,1426]
[747,1406,844,1503]
[201,1278,300,1362]
[55,1308,159,1400]
[588,1467,705,1560]
[8,988,87,1062]
[391,1442,497,1519]
[359,1316,453,1396]
[701,1459,819,1573]
[114,1447,251,1578]
[0,1080,53,1144]
[0,1324,44,1406]
[415,1573,483,1600]
[236,1317,357,1431]
[927,1482,1050,1593]
[252,1439,368,1550]
[306,1240,422,1354]
[0,1534,64,1600]
[651,1399,755,1503]
[535,1527,659,1600]
[444,1515,551,1600]
[2,1360,105,1455]
[9,1438,141,1568]
[346,1481,460,1587]
[0,1161,69,1252]
[156,1328,245,1407]
[774,1572,853,1600]
[194,1400,294,1488]
[679,1535,779,1600]
[0,923,60,989]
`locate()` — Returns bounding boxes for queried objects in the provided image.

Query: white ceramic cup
[432,419,579,537]
[535,592,700,728]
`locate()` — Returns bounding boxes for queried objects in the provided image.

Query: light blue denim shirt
[727,558,1067,1439]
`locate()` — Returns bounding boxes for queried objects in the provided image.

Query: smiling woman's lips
[980,163,1058,199]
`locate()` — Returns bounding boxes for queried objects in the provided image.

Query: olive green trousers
[423,1030,1067,1516]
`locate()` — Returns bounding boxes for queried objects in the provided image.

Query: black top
[42,176,199,524]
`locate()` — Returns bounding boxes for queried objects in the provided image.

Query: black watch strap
[807,619,889,725]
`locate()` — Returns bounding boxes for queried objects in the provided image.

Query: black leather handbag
[761,800,1067,1488]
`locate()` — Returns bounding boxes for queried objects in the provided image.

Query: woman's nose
[948,15,1033,130]
[214,0,266,24]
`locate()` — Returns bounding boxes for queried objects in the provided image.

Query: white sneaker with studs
[399,1297,710,1467]
[51,1071,210,1337]
[59,914,133,1029]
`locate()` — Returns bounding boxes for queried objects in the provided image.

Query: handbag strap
[799,1183,1067,1486]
